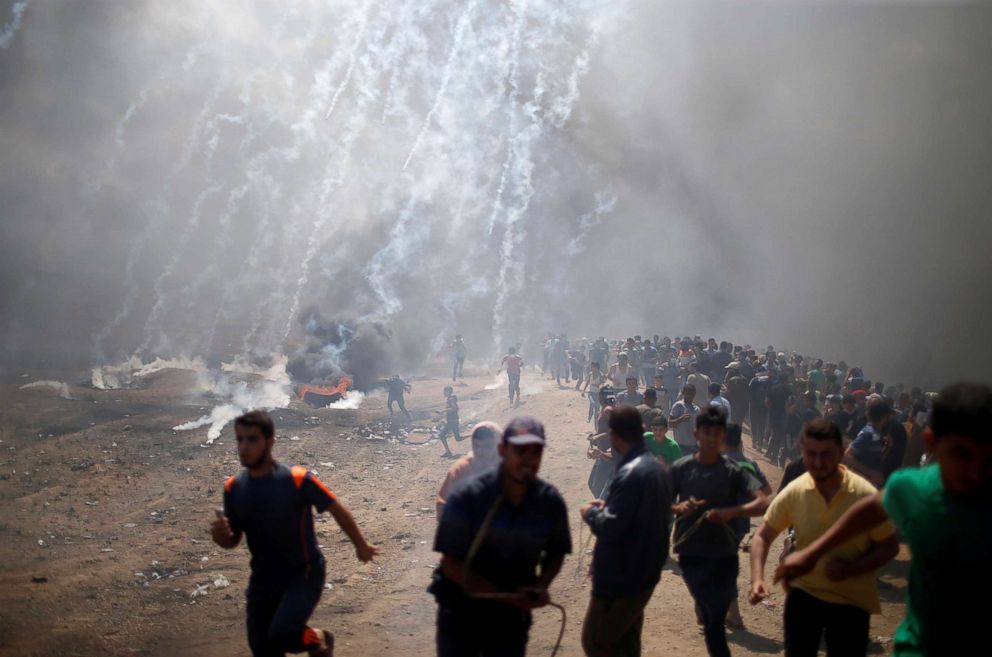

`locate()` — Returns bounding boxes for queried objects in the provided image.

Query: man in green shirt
[644,415,682,467]
[777,382,992,656]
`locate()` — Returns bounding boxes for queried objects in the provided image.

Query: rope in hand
[671,510,740,551]
[462,494,568,657]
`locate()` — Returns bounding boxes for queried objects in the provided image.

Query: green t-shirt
[644,431,683,466]
[882,463,992,656]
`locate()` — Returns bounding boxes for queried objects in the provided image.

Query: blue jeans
[678,555,738,657]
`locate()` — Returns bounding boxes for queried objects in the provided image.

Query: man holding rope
[429,416,572,657]
[580,405,671,657]
[669,406,769,657]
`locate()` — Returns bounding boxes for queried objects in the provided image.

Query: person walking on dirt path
[669,383,701,456]
[436,421,502,518]
[582,361,608,424]
[580,405,672,657]
[776,383,992,657]
[437,386,463,458]
[748,418,898,657]
[497,347,524,405]
[386,374,412,420]
[452,335,467,381]
[429,416,572,657]
[211,411,380,657]
[669,406,769,657]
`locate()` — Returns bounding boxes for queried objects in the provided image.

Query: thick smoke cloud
[1,1,990,389]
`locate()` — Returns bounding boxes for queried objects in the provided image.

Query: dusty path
[0,365,907,656]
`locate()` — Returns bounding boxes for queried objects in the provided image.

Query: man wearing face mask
[429,416,572,657]
[435,421,503,518]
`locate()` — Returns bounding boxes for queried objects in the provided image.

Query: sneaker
[309,629,334,657]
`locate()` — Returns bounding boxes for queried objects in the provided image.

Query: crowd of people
[210,332,989,657]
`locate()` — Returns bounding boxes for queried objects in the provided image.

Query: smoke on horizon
[1,0,990,390]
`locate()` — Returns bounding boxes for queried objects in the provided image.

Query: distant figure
[452,335,467,381]
[497,347,524,405]
[386,374,412,420]
[211,411,379,657]
[437,385,463,457]
[436,421,501,518]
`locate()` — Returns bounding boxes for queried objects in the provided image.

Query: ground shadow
[728,628,784,654]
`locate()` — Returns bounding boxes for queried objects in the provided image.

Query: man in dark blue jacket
[580,405,672,657]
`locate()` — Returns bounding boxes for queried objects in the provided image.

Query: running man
[749,419,897,656]
[437,385,463,457]
[386,374,412,420]
[776,383,992,657]
[430,417,571,656]
[211,411,379,657]
[497,347,524,405]
[452,334,467,381]
[669,406,769,657]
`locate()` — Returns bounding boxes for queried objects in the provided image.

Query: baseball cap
[502,416,546,446]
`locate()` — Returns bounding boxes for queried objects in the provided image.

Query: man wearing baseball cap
[429,416,572,656]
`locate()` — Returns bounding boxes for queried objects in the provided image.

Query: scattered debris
[190,583,210,598]
[212,574,230,589]
[31,576,47,584]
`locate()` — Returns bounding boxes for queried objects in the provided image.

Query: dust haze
[2,0,990,389]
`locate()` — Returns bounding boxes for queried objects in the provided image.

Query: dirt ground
[0,363,908,657]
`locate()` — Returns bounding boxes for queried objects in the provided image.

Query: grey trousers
[581,586,656,657]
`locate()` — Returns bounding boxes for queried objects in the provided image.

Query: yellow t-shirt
[765,466,896,613]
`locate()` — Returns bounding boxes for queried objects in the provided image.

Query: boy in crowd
[437,386,462,457]
[645,414,683,467]
[669,406,769,657]
[777,383,992,657]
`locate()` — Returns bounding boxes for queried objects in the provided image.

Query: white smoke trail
[324,0,372,120]
[172,356,290,444]
[326,390,365,410]
[137,184,224,354]
[0,0,30,50]
[401,0,477,171]
[20,380,71,399]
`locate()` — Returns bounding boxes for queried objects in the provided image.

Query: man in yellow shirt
[748,419,899,656]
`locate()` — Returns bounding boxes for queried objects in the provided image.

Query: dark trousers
[749,408,766,447]
[581,587,655,657]
[453,357,464,380]
[437,604,531,657]
[246,567,325,657]
[784,587,869,657]
[508,372,521,401]
[679,555,738,657]
[388,395,411,419]
[768,413,787,462]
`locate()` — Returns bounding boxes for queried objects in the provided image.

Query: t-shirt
[725,449,769,538]
[765,467,895,613]
[669,455,761,557]
[766,382,792,416]
[223,463,337,583]
[644,431,683,466]
[669,400,700,448]
[501,354,523,375]
[851,425,885,472]
[445,394,459,420]
[882,464,992,656]
[616,390,644,407]
[433,467,572,595]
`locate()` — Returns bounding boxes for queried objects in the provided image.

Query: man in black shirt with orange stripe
[211,411,379,657]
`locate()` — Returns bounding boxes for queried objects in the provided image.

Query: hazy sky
[1,0,990,388]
